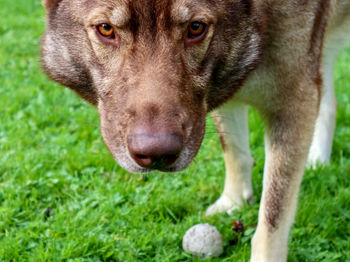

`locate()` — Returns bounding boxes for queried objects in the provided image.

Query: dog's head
[41,0,264,172]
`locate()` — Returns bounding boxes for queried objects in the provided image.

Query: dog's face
[41,0,264,173]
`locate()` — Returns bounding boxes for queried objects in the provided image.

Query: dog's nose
[127,127,184,169]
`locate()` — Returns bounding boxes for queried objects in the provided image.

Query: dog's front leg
[250,96,318,262]
[206,101,254,216]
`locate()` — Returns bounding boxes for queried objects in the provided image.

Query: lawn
[0,0,349,261]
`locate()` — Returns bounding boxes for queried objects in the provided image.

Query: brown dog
[41,0,350,261]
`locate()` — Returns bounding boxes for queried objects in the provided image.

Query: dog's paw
[306,153,330,169]
[205,195,241,216]
[307,134,332,169]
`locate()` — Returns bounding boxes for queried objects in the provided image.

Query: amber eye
[187,22,207,39]
[97,23,115,38]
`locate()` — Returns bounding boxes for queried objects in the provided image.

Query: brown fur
[41,0,350,260]
[41,0,265,172]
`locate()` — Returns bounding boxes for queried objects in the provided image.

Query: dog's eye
[187,22,207,39]
[97,23,115,38]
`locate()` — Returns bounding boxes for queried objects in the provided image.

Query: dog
[41,0,350,261]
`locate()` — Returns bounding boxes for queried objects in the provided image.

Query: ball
[182,223,224,258]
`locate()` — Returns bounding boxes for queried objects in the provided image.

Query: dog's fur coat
[41,0,350,261]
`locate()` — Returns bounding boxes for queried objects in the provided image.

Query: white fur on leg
[307,57,336,167]
[206,102,253,216]
[308,17,350,167]
[250,218,289,262]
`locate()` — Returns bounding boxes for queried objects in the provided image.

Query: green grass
[0,0,349,261]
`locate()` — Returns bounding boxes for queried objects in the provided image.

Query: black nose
[127,129,184,169]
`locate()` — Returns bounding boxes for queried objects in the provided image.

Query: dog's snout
[127,127,184,169]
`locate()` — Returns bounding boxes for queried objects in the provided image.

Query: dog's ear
[41,0,98,105]
[43,0,62,11]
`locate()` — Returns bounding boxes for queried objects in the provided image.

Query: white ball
[182,223,224,258]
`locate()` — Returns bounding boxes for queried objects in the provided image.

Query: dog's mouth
[122,147,193,173]
[99,106,207,174]
[129,152,182,172]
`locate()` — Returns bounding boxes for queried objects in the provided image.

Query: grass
[0,0,349,261]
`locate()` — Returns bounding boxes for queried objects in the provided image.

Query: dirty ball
[182,223,224,259]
